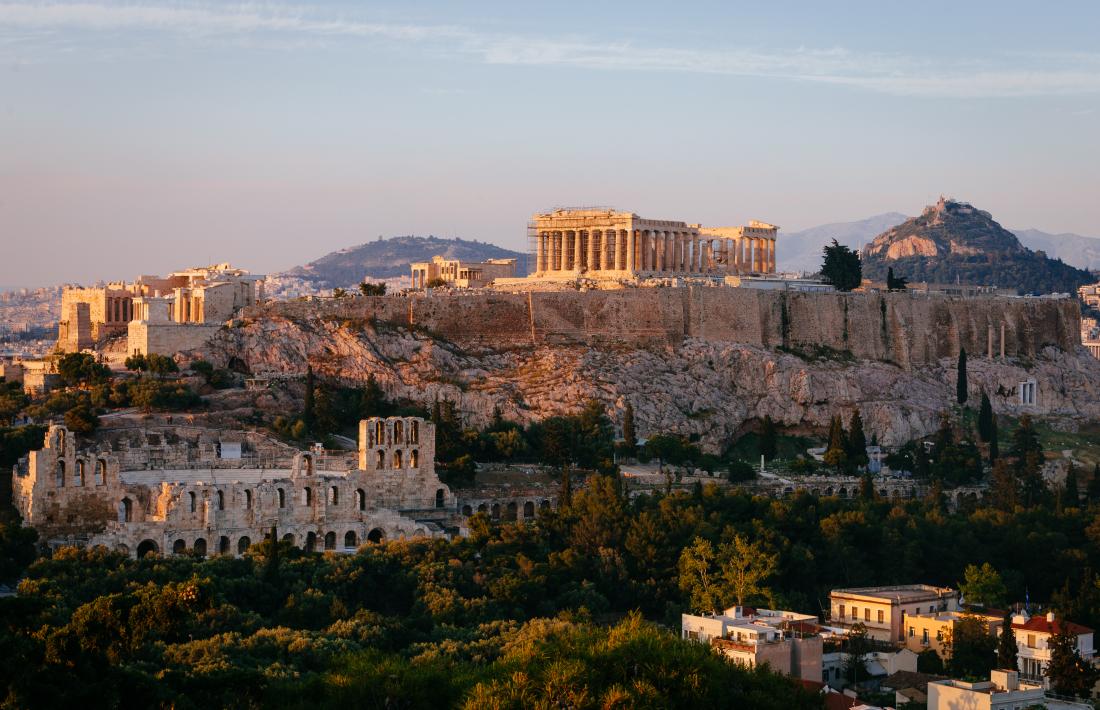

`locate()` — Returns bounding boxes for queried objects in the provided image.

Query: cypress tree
[823,416,848,472]
[759,415,778,461]
[978,390,994,442]
[847,409,868,467]
[265,524,280,584]
[1065,464,1080,507]
[989,415,999,462]
[956,348,968,405]
[996,610,1018,670]
[622,401,636,454]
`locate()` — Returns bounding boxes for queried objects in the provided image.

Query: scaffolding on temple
[526,219,539,276]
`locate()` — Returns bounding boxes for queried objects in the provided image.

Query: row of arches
[460,499,551,521]
[178,483,444,517]
[366,418,420,448]
[56,459,108,488]
[371,448,419,470]
[141,528,387,559]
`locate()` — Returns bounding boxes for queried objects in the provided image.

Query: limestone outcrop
[198,290,1096,450]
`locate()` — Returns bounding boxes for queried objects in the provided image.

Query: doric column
[754,238,763,272]
[666,232,674,272]
[627,230,637,272]
[614,230,623,271]
[721,239,730,273]
[770,238,777,272]
[574,230,583,272]
[587,230,596,273]
[537,232,547,274]
[702,241,712,272]
[656,232,665,272]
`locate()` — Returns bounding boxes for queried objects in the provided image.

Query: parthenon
[530,208,777,280]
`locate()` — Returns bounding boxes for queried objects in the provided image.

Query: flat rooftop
[831,585,955,602]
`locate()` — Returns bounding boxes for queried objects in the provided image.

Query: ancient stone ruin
[12,416,455,557]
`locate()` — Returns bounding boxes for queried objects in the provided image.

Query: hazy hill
[275,236,528,291]
[778,213,909,273]
[861,198,1092,294]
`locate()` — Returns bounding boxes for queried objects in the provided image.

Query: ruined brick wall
[242,289,1080,368]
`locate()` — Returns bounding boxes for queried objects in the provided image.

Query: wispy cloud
[2,1,1100,99]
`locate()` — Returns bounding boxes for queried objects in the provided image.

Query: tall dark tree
[859,474,875,501]
[759,416,778,462]
[846,409,868,468]
[886,266,908,291]
[977,390,994,442]
[956,348,968,405]
[1011,416,1046,507]
[989,460,1017,511]
[946,614,996,678]
[820,239,862,292]
[360,374,387,418]
[1046,620,1100,697]
[621,401,636,455]
[996,611,1018,670]
[989,415,1000,462]
[1065,464,1081,507]
[822,415,848,472]
[302,365,316,430]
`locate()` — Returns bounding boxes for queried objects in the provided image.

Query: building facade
[529,208,777,280]
[1011,611,1095,687]
[409,255,517,289]
[903,610,1004,658]
[12,417,455,557]
[56,263,264,356]
[830,585,960,643]
[682,605,823,681]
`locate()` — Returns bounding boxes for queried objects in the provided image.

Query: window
[189,491,197,512]
[216,490,224,510]
[909,627,914,638]
[303,487,312,506]
[1027,634,1036,649]
[936,629,943,641]
[877,610,884,624]
[922,629,929,645]
[278,488,286,508]
[356,489,365,511]
[851,607,857,620]
[864,608,870,622]
[839,605,845,619]
[329,486,339,505]
[245,489,253,509]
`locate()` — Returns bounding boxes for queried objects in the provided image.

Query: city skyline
[2,0,1100,288]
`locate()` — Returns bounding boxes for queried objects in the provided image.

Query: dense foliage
[5,465,1100,706]
[820,239,862,291]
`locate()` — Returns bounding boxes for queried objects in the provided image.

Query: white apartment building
[682,605,823,681]
[1010,611,1095,687]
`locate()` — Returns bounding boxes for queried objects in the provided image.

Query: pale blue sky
[2,1,1099,287]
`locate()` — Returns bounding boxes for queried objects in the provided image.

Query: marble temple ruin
[530,208,778,280]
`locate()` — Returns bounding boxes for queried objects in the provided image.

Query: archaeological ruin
[12,416,457,557]
[56,262,264,356]
[528,208,778,280]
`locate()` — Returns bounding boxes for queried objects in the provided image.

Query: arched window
[189,491,197,512]
[410,449,418,468]
[523,501,535,518]
[435,489,445,508]
[56,460,65,487]
[219,536,230,554]
[506,502,517,521]
[194,538,207,556]
[356,489,365,511]
[329,486,339,506]
[375,420,384,443]
[95,459,106,485]
[393,450,403,468]
[305,532,317,552]
[120,497,133,523]
[278,488,286,508]
[237,536,251,554]
[282,533,295,546]
[394,420,403,443]
[461,505,472,516]
[344,531,358,548]
[76,460,85,486]
[411,421,419,444]
[136,539,158,558]
[303,455,313,476]
[376,449,385,469]
[540,500,551,511]
[245,489,253,509]
[491,503,500,520]
[324,531,336,550]
[477,503,487,513]
[367,528,383,544]
[303,487,312,506]
[216,490,224,511]
[173,539,186,555]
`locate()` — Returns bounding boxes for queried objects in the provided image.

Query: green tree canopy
[820,239,863,291]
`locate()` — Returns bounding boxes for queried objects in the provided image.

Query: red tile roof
[1012,617,1093,635]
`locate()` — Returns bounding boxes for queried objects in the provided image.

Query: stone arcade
[530,208,778,280]
[12,417,455,557]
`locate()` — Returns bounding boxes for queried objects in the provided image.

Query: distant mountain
[861,197,1093,294]
[272,236,528,293]
[1010,228,1100,271]
[778,213,909,273]
[779,211,1100,275]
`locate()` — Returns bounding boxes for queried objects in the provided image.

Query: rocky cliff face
[197,290,1096,450]
[862,198,1093,294]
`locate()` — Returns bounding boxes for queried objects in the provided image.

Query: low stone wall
[244,288,1080,369]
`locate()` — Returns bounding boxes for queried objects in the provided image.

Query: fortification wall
[245,289,1079,368]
